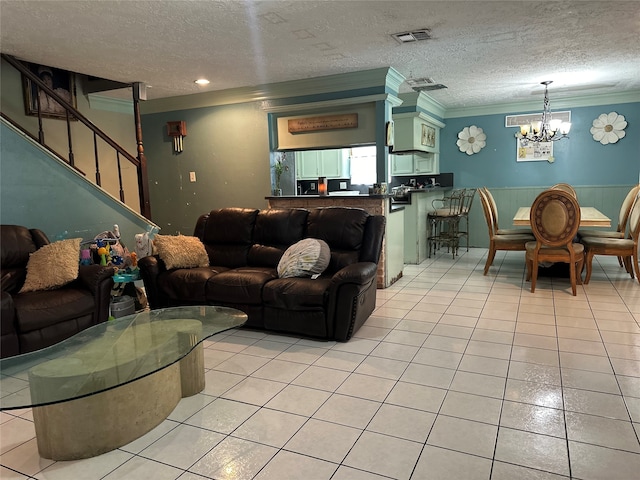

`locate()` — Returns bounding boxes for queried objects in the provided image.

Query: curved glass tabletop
[0,306,247,410]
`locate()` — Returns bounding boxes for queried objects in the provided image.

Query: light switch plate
[340,181,347,189]
[189,171,196,182]
[311,182,316,190]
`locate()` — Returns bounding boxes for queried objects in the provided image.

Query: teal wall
[440,102,640,188]
[0,120,157,247]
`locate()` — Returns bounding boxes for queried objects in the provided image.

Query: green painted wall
[1,120,156,247]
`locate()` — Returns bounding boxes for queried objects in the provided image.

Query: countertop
[265,194,393,199]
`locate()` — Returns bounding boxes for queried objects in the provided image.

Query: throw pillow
[19,238,82,293]
[154,234,209,270]
[277,238,330,279]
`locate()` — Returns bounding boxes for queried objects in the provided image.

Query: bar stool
[428,189,466,258]
[457,188,477,252]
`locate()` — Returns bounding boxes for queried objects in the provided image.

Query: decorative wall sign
[288,113,358,133]
[421,124,436,147]
[516,138,554,163]
[590,112,627,145]
[456,125,486,155]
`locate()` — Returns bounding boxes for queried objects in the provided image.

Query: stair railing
[1,54,151,220]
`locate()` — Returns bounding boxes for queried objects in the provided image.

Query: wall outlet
[189,171,196,182]
[311,182,316,190]
[340,181,347,190]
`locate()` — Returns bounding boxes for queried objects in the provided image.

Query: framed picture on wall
[22,62,77,119]
[421,124,436,148]
[516,138,553,162]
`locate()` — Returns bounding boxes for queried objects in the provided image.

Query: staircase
[1,54,151,219]
[0,55,158,244]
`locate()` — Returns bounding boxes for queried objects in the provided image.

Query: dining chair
[525,189,584,296]
[550,183,578,198]
[428,189,466,259]
[578,184,640,240]
[581,191,640,284]
[478,188,535,275]
[481,187,533,235]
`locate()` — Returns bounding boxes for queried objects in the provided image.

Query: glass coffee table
[0,306,246,460]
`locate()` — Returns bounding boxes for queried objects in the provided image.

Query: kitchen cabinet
[390,155,414,175]
[390,152,439,176]
[295,149,350,179]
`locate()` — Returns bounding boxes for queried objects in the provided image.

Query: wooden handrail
[1,54,151,219]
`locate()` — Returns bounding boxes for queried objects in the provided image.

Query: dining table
[512,206,611,227]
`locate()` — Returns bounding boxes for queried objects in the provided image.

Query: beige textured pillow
[19,238,82,293]
[277,238,330,279]
[154,234,209,270]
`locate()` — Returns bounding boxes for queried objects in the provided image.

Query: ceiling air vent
[392,29,432,44]
[405,77,448,92]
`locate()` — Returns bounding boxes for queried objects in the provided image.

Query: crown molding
[385,67,406,95]
[141,68,395,114]
[396,92,446,119]
[443,90,640,118]
[262,94,395,114]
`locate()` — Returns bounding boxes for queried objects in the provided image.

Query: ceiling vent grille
[392,29,432,44]
[405,77,448,92]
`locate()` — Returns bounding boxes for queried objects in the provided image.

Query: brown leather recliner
[1,225,115,358]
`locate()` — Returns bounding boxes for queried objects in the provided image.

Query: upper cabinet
[390,152,439,176]
[295,149,350,179]
[390,112,445,176]
[392,114,443,154]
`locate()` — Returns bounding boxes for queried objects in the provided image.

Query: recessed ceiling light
[194,79,210,85]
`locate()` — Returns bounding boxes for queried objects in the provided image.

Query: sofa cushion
[157,266,226,303]
[307,207,369,272]
[19,238,82,293]
[277,238,330,278]
[248,208,309,267]
[205,267,278,305]
[13,286,95,332]
[262,277,332,310]
[154,234,209,270]
[201,208,259,267]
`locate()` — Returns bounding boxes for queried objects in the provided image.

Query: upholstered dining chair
[481,187,533,235]
[581,191,640,284]
[550,183,578,198]
[525,189,584,296]
[578,184,640,270]
[578,184,640,240]
[478,188,535,275]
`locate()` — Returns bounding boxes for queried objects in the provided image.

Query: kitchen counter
[400,187,451,264]
[266,195,404,288]
[391,186,449,205]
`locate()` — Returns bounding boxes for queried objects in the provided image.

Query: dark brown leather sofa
[1,225,115,358]
[138,207,385,341]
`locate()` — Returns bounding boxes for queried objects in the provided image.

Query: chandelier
[516,81,571,145]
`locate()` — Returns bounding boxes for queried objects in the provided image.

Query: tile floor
[1,248,639,479]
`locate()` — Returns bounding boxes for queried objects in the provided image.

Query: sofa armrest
[75,265,115,325]
[77,265,116,295]
[138,255,169,309]
[330,262,378,286]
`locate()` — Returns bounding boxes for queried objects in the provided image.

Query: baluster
[93,132,101,186]
[35,87,45,144]
[116,152,125,203]
[66,110,74,166]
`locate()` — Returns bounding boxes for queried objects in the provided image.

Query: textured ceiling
[1,1,639,108]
